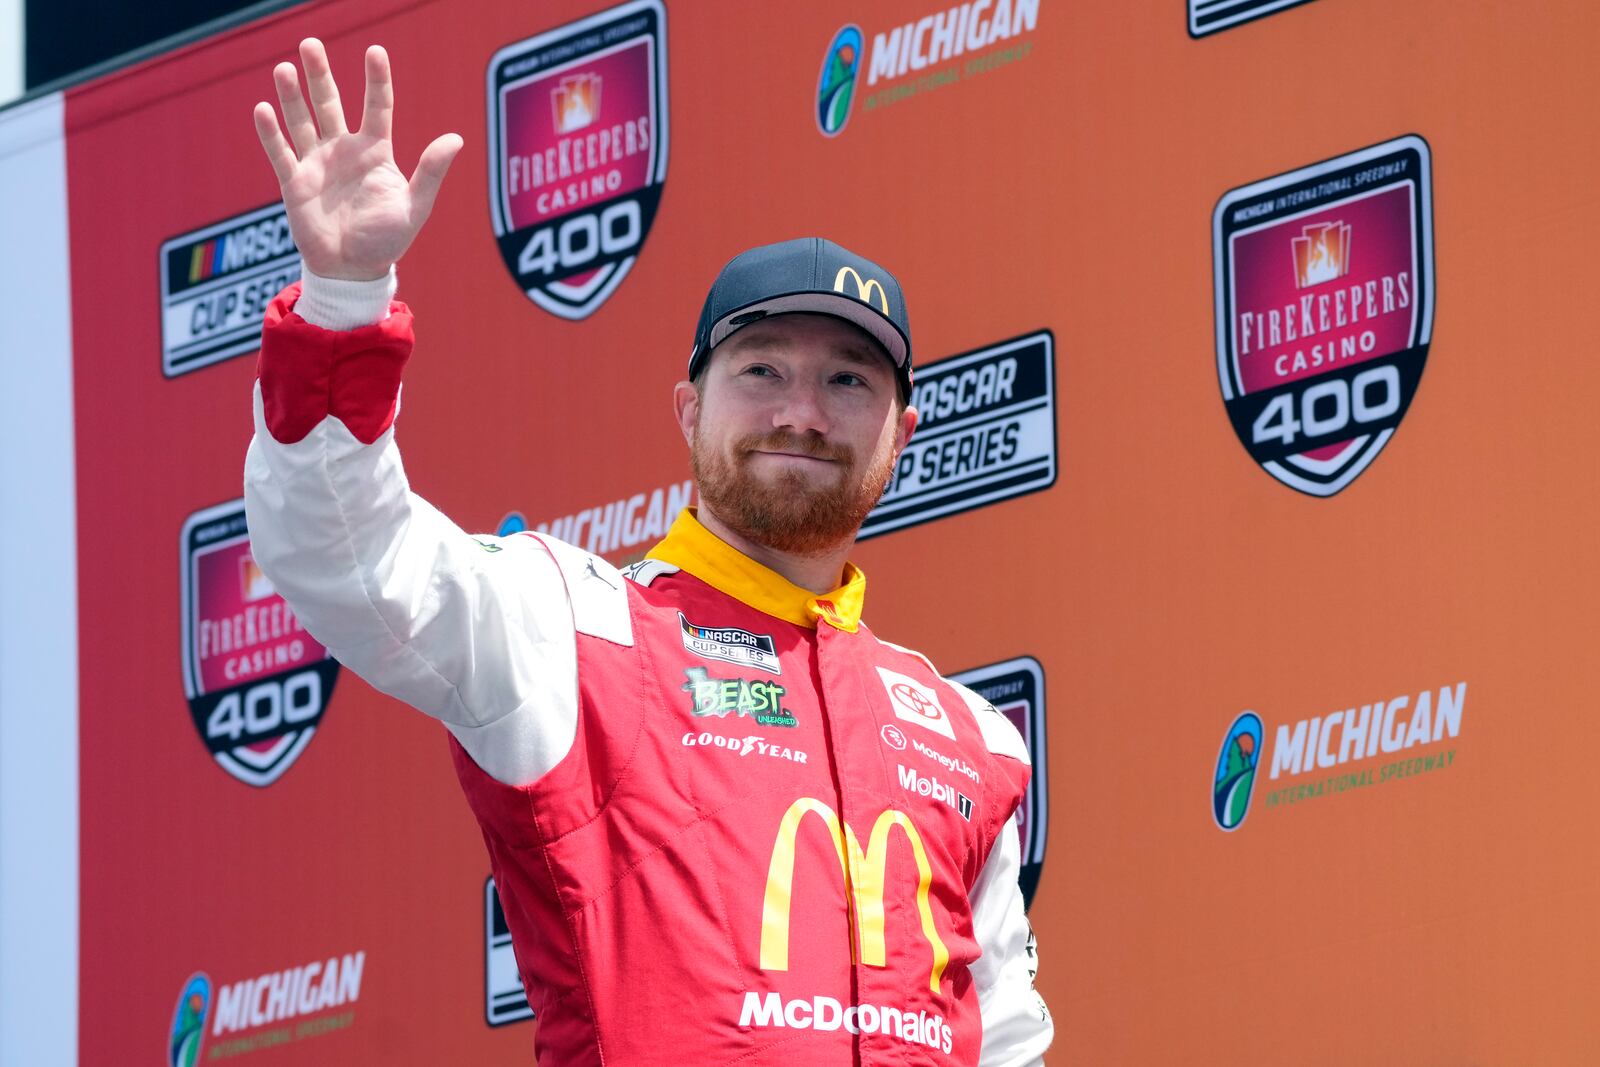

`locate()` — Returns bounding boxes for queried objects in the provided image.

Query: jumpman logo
[584,558,616,589]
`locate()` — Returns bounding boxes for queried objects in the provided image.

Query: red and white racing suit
[242,272,1053,1066]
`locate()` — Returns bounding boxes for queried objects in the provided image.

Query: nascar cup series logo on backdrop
[159,203,300,377]
[863,331,1057,539]
[1213,135,1434,496]
[1188,0,1318,37]
[181,500,339,786]
[487,0,668,320]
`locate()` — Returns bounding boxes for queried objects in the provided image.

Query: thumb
[408,132,464,227]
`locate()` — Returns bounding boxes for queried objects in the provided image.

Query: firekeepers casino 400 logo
[1213,135,1434,496]
[181,500,339,786]
[487,0,668,320]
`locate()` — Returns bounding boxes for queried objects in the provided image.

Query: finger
[408,133,464,227]
[358,45,393,141]
[273,61,318,156]
[298,38,348,138]
[252,101,298,185]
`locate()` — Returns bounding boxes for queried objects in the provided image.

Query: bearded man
[244,37,1052,1067]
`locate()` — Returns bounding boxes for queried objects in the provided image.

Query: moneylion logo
[833,265,891,314]
[759,798,949,993]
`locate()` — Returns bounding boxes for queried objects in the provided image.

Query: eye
[742,363,778,377]
[832,372,867,387]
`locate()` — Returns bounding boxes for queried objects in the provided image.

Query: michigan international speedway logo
[816,25,863,135]
[1212,135,1434,496]
[487,0,668,320]
[1213,713,1263,831]
[159,203,300,377]
[168,973,212,1067]
[180,500,339,786]
[815,1,1041,135]
[165,952,366,1061]
[952,656,1048,906]
[1214,681,1466,830]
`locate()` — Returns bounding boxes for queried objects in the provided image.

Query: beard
[691,425,898,557]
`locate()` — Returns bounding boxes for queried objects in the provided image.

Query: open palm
[253,39,461,282]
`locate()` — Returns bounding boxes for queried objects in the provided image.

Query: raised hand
[253,38,462,281]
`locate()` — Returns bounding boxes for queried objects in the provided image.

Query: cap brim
[706,292,908,369]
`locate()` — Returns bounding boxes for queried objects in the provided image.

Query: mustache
[735,431,853,464]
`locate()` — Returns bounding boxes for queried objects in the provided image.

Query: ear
[673,380,700,446]
[895,404,919,451]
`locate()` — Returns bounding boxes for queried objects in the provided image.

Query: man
[245,38,1052,1066]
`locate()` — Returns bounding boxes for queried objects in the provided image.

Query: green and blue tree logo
[168,973,211,1067]
[817,25,863,136]
[1213,712,1263,831]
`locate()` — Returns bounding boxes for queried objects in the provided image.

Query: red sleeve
[256,282,415,445]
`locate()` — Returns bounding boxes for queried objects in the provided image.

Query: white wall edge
[0,90,78,1066]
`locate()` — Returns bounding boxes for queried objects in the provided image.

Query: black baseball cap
[689,237,912,398]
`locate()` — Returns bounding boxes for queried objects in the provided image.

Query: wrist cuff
[294,266,398,330]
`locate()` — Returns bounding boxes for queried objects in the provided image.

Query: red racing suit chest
[449,560,1030,1066]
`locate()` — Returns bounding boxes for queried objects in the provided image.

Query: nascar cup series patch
[951,657,1048,908]
[486,0,668,320]
[180,500,339,787]
[1213,135,1434,497]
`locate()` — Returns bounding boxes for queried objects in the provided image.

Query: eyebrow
[729,331,882,366]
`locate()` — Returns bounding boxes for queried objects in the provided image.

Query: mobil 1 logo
[862,331,1057,539]
[951,657,1048,908]
[160,203,300,377]
[484,877,534,1026]
[180,500,338,787]
[487,0,668,320]
[1213,135,1434,496]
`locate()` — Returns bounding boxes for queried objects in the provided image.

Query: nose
[771,378,830,436]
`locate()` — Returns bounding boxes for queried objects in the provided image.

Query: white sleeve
[242,270,631,786]
[970,815,1053,1066]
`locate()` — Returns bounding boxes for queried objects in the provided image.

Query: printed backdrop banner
[7,0,1598,1061]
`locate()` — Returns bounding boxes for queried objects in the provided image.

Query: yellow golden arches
[832,266,891,314]
[758,798,951,995]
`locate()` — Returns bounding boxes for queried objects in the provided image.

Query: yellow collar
[646,509,865,632]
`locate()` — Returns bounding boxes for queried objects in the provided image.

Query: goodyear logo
[160,203,300,377]
[864,331,1057,539]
